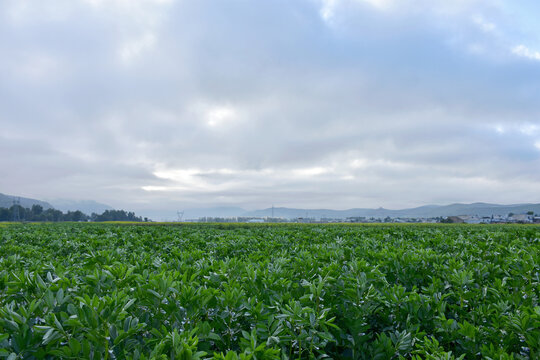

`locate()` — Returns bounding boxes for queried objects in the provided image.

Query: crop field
[0,223,538,360]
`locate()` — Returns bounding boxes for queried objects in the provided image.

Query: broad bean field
[0,223,538,359]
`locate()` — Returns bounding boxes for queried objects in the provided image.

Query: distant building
[247,218,265,223]
[346,217,366,223]
[446,216,465,224]
[491,215,506,223]
[508,214,533,223]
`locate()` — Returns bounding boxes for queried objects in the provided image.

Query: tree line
[0,205,149,222]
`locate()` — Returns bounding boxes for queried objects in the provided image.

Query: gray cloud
[1,0,539,215]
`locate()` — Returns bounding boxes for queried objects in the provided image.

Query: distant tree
[65,210,88,222]
[0,208,10,221]
[31,204,43,216]
[43,208,64,222]
[10,204,25,221]
[527,211,534,215]
[0,206,145,222]
[93,209,143,222]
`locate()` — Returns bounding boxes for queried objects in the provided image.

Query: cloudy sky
[1,0,540,214]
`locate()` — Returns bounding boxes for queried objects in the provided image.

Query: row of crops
[0,223,538,359]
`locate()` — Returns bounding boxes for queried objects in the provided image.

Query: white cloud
[119,32,156,63]
[319,0,494,18]
[472,15,496,33]
[318,0,392,24]
[350,158,368,168]
[291,167,333,177]
[206,105,238,128]
[361,0,392,10]
[491,123,540,136]
[149,167,248,192]
[319,0,338,21]
[512,45,540,61]
[519,123,539,136]
[494,125,505,134]
[153,168,201,183]
[83,0,175,11]
[141,185,170,191]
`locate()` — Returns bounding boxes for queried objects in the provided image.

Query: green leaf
[69,338,81,354]
[123,298,136,312]
[42,328,62,345]
[56,288,64,304]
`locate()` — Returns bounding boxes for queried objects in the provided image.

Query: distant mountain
[244,206,414,219]
[3,193,539,221]
[145,203,540,221]
[183,207,247,220]
[149,203,540,221]
[243,203,540,219]
[135,207,247,222]
[245,207,366,219]
[0,193,114,215]
[411,203,540,218]
[0,192,53,210]
[49,199,113,215]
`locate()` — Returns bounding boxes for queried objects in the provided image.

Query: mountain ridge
[0,193,53,210]
[243,203,540,219]
[48,199,113,215]
[171,202,540,220]
[0,193,113,215]
[2,192,539,220]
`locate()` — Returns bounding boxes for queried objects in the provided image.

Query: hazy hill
[49,199,113,214]
[134,207,247,222]
[3,191,539,221]
[403,203,540,218]
[183,207,247,219]
[243,203,540,219]
[147,203,540,221]
[0,192,53,210]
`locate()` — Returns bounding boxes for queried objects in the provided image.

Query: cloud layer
[1,0,539,214]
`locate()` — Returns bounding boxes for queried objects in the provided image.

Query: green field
[0,223,538,359]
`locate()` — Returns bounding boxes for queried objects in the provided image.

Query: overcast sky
[1,0,540,212]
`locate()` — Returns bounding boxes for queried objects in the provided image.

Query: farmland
[0,223,538,359]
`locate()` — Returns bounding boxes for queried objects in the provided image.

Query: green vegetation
[0,223,538,359]
[0,206,146,222]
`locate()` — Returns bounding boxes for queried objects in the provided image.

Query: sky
[1,0,540,214]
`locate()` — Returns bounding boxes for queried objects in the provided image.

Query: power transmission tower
[12,198,20,222]
[177,211,184,222]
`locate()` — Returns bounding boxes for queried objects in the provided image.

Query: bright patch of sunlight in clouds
[205,106,238,128]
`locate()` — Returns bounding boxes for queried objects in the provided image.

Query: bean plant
[0,223,538,359]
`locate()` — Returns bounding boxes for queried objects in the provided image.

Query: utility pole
[12,198,20,222]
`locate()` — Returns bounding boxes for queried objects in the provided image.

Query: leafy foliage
[0,223,538,359]
[0,206,147,222]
